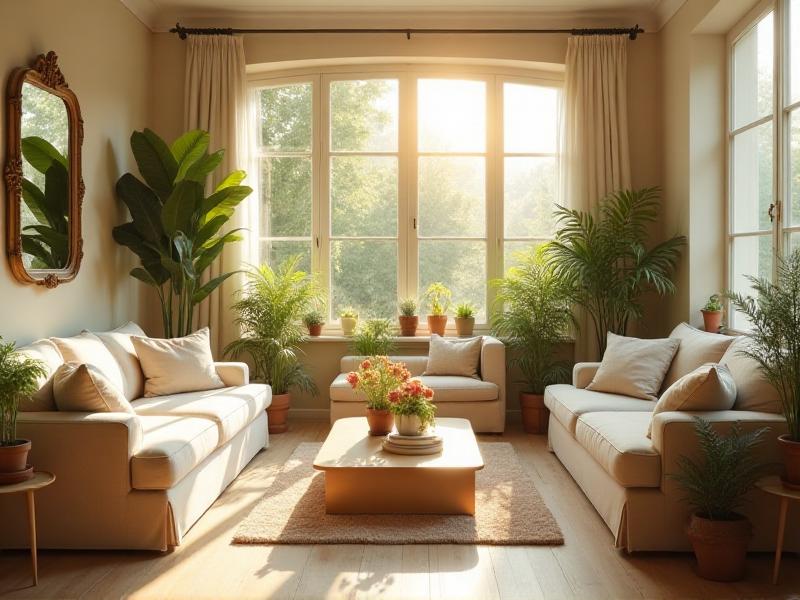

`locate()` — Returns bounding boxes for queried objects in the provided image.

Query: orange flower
[360,359,372,370]
[423,387,434,399]
[346,372,359,388]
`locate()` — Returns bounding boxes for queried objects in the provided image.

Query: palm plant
[351,318,396,357]
[0,339,46,446]
[224,256,321,395]
[492,245,575,394]
[547,187,686,356]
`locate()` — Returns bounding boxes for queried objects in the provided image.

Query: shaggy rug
[233,442,563,545]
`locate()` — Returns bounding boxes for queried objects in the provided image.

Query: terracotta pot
[687,513,751,582]
[366,408,394,436]
[0,439,31,474]
[307,323,322,337]
[267,393,290,434]
[778,434,800,488]
[396,414,424,436]
[427,315,447,336]
[398,315,419,337]
[520,392,548,434]
[701,310,722,333]
[455,317,475,337]
[341,317,358,336]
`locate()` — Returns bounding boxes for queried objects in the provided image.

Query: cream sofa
[0,323,270,551]
[546,324,800,552]
[329,336,506,432]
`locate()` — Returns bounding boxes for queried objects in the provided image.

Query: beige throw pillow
[424,335,483,378]
[720,336,782,413]
[16,339,63,412]
[587,332,680,401]
[51,331,126,395]
[53,362,135,413]
[91,322,147,401]
[647,364,737,437]
[132,327,224,397]
[661,323,735,390]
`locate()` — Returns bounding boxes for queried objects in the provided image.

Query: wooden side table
[0,471,55,586]
[757,475,800,584]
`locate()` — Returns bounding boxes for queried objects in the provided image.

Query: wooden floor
[1,419,798,600]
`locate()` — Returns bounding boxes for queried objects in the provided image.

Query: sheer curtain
[184,35,247,355]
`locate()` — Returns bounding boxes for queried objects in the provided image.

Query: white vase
[396,414,423,436]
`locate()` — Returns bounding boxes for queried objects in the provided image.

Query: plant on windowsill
[225,256,322,434]
[454,302,476,337]
[669,418,770,582]
[491,245,575,434]
[351,318,395,357]
[346,357,412,435]
[302,310,325,337]
[423,282,452,336]
[398,298,419,337]
[388,379,437,436]
[701,294,724,333]
[727,248,800,488]
[340,307,359,336]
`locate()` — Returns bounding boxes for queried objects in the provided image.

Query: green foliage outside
[0,339,46,446]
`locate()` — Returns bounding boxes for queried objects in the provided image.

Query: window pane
[419,240,486,321]
[259,83,312,152]
[418,157,484,237]
[732,12,773,130]
[260,157,311,237]
[331,240,397,319]
[791,0,800,103]
[504,241,546,272]
[730,235,773,330]
[331,156,397,237]
[261,240,312,273]
[504,83,558,153]
[504,157,557,238]
[331,79,398,152]
[791,110,800,227]
[418,79,486,152]
[790,232,800,253]
[732,121,772,233]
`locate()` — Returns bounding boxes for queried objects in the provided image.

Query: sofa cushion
[131,384,270,444]
[424,335,482,378]
[131,415,220,489]
[91,322,147,402]
[16,339,63,411]
[720,337,782,413]
[340,355,428,376]
[575,412,661,488]
[330,373,498,403]
[544,384,655,434]
[51,331,127,396]
[53,362,136,414]
[661,323,735,391]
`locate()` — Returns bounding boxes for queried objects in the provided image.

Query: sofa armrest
[573,362,601,389]
[480,336,506,404]
[18,411,143,457]
[215,362,250,387]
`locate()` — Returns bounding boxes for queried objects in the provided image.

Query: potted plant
[346,357,411,435]
[351,319,395,357]
[701,294,723,333]
[492,246,575,434]
[398,298,419,337]
[423,282,451,336]
[340,307,359,336]
[728,248,800,488]
[303,310,325,337]
[0,338,46,483]
[669,418,769,581]
[388,379,437,435]
[225,256,321,434]
[454,303,476,337]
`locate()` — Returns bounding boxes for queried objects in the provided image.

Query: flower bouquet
[346,356,411,435]
[388,379,437,435]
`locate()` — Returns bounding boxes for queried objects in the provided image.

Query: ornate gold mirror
[4,51,83,288]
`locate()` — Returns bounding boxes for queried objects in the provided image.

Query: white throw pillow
[51,331,126,395]
[424,335,483,379]
[91,322,147,401]
[647,364,737,437]
[587,332,680,401]
[53,362,135,414]
[661,323,735,390]
[16,339,63,412]
[720,336,782,413]
[131,327,224,397]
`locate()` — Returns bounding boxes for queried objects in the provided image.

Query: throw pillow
[647,363,737,437]
[720,336,782,413]
[661,322,735,390]
[15,339,63,412]
[91,322,147,401]
[52,362,135,413]
[424,334,483,378]
[587,332,680,401]
[131,327,224,397]
[51,331,126,395]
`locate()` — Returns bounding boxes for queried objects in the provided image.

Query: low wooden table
[313,417,484,515]
[757,475,800,584]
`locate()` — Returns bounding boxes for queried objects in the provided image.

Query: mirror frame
[4,51,83,288]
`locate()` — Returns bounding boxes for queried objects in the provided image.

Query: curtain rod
[169,22,644,41]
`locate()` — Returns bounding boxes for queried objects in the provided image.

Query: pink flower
[388,390,401,403]
[360,359,372,370]
[346,372,359,388]
[423,387,434,399]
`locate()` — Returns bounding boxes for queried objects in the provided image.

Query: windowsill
[302,333,576,344]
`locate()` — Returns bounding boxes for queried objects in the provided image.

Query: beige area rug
[233,442,563,545]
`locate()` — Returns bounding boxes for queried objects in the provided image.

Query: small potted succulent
[454,302,476,337]
[0,338,46,483]
[302,310,325,337]
[423,282,451,336]
[398,298,419,337]
[346,357,411,435]
[340,307,359,336]
[388,379,437,435]
[701,294,723,333]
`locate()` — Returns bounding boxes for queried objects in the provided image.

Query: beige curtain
[184,35,247,356]
[560,35,631,360]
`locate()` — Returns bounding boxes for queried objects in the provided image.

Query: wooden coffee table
[313,417,484,515]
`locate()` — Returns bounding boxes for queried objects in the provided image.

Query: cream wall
[0,0,152,344]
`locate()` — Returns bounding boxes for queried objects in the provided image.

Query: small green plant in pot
[701,294,723,333]
[398,298,419,337]
[454,303,476,337]
[0,339,46,481]
[388,379,437,435]
[423,282,451,336]
[340,307,359,336]
[669,418,769,582]
[303,310,325,337]
[351,319,395,357]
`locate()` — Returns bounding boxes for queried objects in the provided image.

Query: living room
[1,0,799,598]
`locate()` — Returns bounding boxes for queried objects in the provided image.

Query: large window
[728,0,800,329]
[250,66,561,329]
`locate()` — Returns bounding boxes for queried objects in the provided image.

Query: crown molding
[119,0,161,29]
[653,0,687,29]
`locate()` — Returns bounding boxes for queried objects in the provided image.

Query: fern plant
[547,187,686,356]
[669,418,770,521]
[351,318,395,357]
[0,339,46,446]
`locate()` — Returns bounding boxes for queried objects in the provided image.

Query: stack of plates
[382,431,443,455]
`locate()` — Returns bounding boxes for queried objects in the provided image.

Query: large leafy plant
[547,187,686,357]
[727,248,800,441]
[224,256,321,395]
[0,339,46,446]
[113,129,252,337]
[492,245,575,394]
